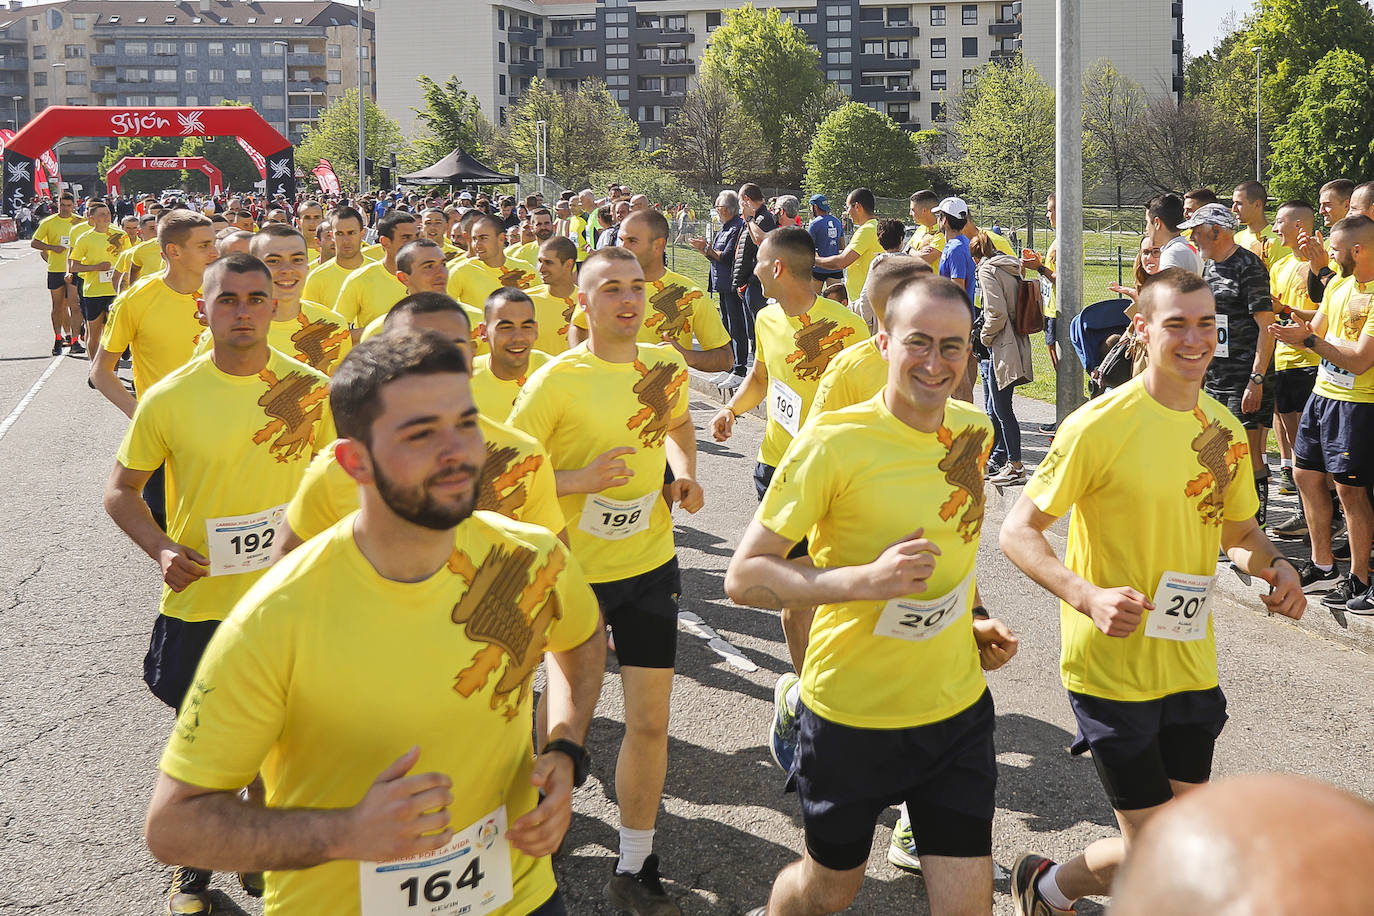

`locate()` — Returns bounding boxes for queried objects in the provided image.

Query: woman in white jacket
[971,231,1034,484]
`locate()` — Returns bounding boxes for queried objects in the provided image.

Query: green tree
[948,55,1056,248]
[803,102,928,202]
[294,88,404,188]
[1127,96,1252,195]
[177,135,262,194]
[98,136,183,195]
[1267,49,1374,201]
[661,72,766,186]
[1082,60,1145,207]
[497,78,640,185]
[700,4,825,178]
[588,164,705,210]
[780,84,849,182]
[402,74,493,171]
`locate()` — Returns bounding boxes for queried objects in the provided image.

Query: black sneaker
[1271,510,1309,539]
[1010,853,1075,916]
[68,339,86,356]
[50,337,63,356]
[236,870,265,898]
[1037,422,1057,435]
[165,866,212,915]
[1295,559,1340,591]
[1278,466,1297,495]
[1348,582,1374,616]
[1322,576,1365,609]
[605,854,681,916]
[1334,538,1351,561]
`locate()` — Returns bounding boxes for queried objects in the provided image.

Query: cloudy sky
[1185,0,1246,56]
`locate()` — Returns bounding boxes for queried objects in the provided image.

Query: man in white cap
[935,197,976,303]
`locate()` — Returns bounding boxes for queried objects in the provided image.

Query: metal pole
[1252,46,1262,182]
[282,43,289,144]
[1054,0,1085,418]
[357,0,367,194]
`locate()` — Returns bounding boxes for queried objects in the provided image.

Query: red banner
[312,158,340,195]
[105,156,223,196]
[237,137,267,179]
[0,128,52,197]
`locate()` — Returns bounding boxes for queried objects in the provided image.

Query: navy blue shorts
[591,557,680,669]
[46,270,69,291]
[1274,366,1317,415]
[144,614,222,710]
[1295,394,1374,486]
[754,463,808,559]
[790,690,996,871]
[81,294,115,322]
[1069,686,1228,812]
[1044,316,1057,349]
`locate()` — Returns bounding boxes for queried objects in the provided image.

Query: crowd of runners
[22,171,1374,916]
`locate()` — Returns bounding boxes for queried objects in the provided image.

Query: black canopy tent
[399,149,517,186]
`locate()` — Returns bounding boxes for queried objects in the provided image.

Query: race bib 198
[359,805,513,916]
[771,378,802,437]
[874,574,972,643]
[1144,570,1215,642]
[1214,314,1229,358]
[578,491,656,540]
[204,504,287,576]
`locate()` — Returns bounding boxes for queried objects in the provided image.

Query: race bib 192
[1144,570,1215,642]
[874,574,972,643]
[770,378,802,437]
[204,504,287,576]
[578,490,656,540]
[359,805,513,916]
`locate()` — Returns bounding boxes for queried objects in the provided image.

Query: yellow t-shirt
[1269,253,1320,372]
[194,301,353,376]
[1024,375,1259,701]
[100,276,205,396]
[116,350,335,623]
[810,337,888,418]
[754,297,869,466]
[334,260,406,329]
[1312,276,1374,403]
[129,237,165,279]
[843,219,884,301]
[34,213,82,273]
[1236,225,1291,270]
[508,344,689,583]
[471,351,552,422]
[303,258,368,313]
[286,415,565,542]
[568,215,590,258]
[158,511,598,916]
[1041,243,1058,319]
[362,242,385,260]
[69,227,131,298]
[358,301,489,357]
[523,284,577,354]
[448,257,538,308]
[571,269,731,352]
[757,393,991,729]
[906,223,946,259]
[114,244,137,275]
[505,240,539,268]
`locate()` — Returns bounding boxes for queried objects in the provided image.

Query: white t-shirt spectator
[1159,235,1204,275]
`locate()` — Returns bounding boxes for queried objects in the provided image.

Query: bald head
[1113,774,1374,915]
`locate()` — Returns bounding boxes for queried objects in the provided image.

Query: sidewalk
[687,368,1374,656]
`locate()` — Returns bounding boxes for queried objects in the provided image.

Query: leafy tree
[779,84,849,183]
[803,102,928,202]
[587,164,705,210]
[1126,96,1251,195]
[178,135,262,194]
[1082,60,1145,207]
[498,78,640,185]
[700,4,825,177]
[1267,49,1374,201]
[402,75,493,171]
[661,72,766,186]
[98,137,183,195]
[294,88,404,188]
[948,55,1056,247]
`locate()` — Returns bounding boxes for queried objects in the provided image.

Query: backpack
[1013,277,1045,335]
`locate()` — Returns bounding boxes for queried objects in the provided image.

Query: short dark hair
[739,182,764,204]
[330,205,365,230]
[1277,199,1315,222]
[910,189,939,207]
[848,187,876,214]
[202,252,272,298]
[886,275,973,329]
[249,223,306,252]
[530,206,552,220]
[377,211,417,241]
[331,329,470,445]
[582,245,639,276]
[383,292,473,332]
[540,235,577,264]
[59,192,74,202]
[158,209,213,250]
[942,213,968,233]
[624,208,669,242]
[759,226,816,277]
[297,199,323,215]
[877,218,905,250]
[1331,213,1374,244]
[1234,181,1266,204]
[1138,266,1212,319]
[1322,178,1356,201]
[484,287,534,321]
[473,214,507,239]
[1184,188,1218,205]
[396,238,444,274]
[1146,193,1186,232]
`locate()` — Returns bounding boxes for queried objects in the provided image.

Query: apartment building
[0,0,375,191]
[379,0,1183,151]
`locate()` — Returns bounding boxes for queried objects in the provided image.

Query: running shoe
[1270,511,1308,539]
[887,816,922,875]
[604,854,681,916]
[1346,581,1374,616]
[68,339,86,356]
[165,866,213,915]
[988,464,1028,486]
[236,871,265,898]
[984,463,1003,480]
[1037,422,1057,435]
[1334,538,1351,562]
[1278,466,1297,495]
[50,337,63,356]
[709,371,734,387]
[1010,854,1074,916]
[769,672,800,773]
[1322,576,1362,609]
[1294,559,1340,591]
[720,373,745,391]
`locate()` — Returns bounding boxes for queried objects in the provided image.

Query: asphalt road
[1,243,1372,915]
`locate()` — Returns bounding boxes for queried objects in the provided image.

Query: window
[209,42,224,56]
[32,72,45,86]
[797,11,818,24]
[828,37,848,48]
[931,70,946,90]
[637,75,660,91]
[497,9,505,29]
[261,68,283,81]
[963,68,977,88]
[963,5,978,25]
[607,11,629,23]
[65,70,87,84]
[862,39,884,55]
[931,101,946,121]
[826,3,846,15]
[498,74,506,94]
[826,69,852,81]
[33,97,46,111]
[125,95,149,106]
[888,8,912,26]
[606,74,628,86]
[826,18,851,32]
[577,18,597,31]
[962,37,978,57]
[232,42,250,56]
[154,95,177,105]
[667,77,687,94]
[640,45,660,60]
[664,45,688,63]
[826,51,851,64]
[66,97,88,105]
[888,40,909,58]
[184,43,196,55]
[860,7,884,21]
[154,68,176,81]
[259,43,275,56]
[208,69,224,82]
[607,56,628,70]
[124,69,149,83]
[291,69,310,80]
[64,44,85,59]
[327,69,341,83]
[125,41,147,56]
[498,42,505,62]
[931,38,946,58]
[637,105,661,122]
[931,5,946,26]
[184,69,197,82]
[706,12,722,31]
[604,25,626,38]
[153,41,176,55]
[72,15,86,29]
[665,15,686,31]
[236,69,252,82]
[637,14,660,28]
[209,95,224,104]
[32,45,45,60]
[888,103,910,122]
[361,47,370,59]
[328,43,341,58]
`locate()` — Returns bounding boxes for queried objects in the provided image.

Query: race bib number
[578,491,656,540]
[204,504,287,576]
[98,269,114,285]
[771,379,802,437]
[1214,314,1229,358]
[359,806,513,916]
[1145,571,1215,642]
[874,574,972,643]
[1318,334,1356,389]
[59,235,70,247]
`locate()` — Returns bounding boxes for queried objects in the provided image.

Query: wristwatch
[542,738,591,788]
[1249,372,1266,385]
[1303,333,1318,350]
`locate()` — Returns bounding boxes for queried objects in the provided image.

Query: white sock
[897,802,910,825]
[1037,863,1075,910]
[616,827,654,875]
[785,681,801,714]
[1316,562,1333,573]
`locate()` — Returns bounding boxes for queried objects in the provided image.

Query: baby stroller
[1070,298,1134,397]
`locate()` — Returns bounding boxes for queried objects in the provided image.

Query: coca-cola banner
[105,156,224,196]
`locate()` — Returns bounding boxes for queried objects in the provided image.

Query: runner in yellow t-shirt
[906,190,947,267]
[447,214,538,308]
[334,212,419,333]
[115,216,160,293]
[1232,182,1291,269]
[302,205,371,309]
[1021,193,1062,387]
[525,236,579,354]
[126,231,167,286]
[31,193,84,354]
[568,209,734,372]
[144,328,604,916]
[68,201,131,361]
[505,206,554,269]
[472,289,552,422]
[726,274,1018,913]
[508,247,702,911]
[296,200,325,264]
[107,254,335,914]
[1003,267,1303,915]
[814,188,883,301]
[1269,214,1374,610]
[355,240,488,355]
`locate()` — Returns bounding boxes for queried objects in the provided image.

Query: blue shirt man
[807,194,845,282]
[935,196,977,309]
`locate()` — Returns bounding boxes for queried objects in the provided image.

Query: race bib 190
[204,504,287,576]
[1318,334,1356,390]
[1144,570,1215,642]
[578,491,657,540]
[770,378,802,437]
[874,574,972,643]
[1214,314,1229,358]
[359,805,513,916]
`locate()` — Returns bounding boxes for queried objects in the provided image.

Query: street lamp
[273,40,288,141]
[357,0,367,194]
[1251,45,1262,182]
[10,94,21,130]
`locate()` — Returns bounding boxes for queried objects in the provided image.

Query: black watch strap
[1303,333,1318,349]
[542,738,591,788]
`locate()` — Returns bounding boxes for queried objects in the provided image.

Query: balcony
[546,31,594,46]
[507,26,538,44]
[289,79,328,92]
[0,55,25,71]
[858,18,917,37]
[1172,38,1184,53]
[988,19,1020,36]
[509,59,539,77]
[91,80,122,93]
[990,48,1018,61]
[287,52,325,67]
[90,53,119,67]
[656,58,695,73]
[633,26,696,43]
[288,104,324,120]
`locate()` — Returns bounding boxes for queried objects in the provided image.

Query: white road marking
[0,354,64,444]
[678,610,759,671]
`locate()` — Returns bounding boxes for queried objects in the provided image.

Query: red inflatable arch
[4,105,294,211]
[106,156,224,196]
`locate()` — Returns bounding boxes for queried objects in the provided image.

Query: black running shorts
[591,557,680,669]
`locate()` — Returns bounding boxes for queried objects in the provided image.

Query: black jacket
[732,208,777,288]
